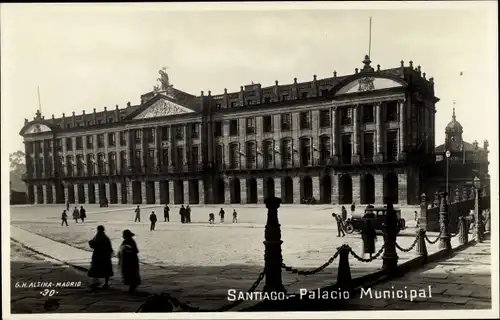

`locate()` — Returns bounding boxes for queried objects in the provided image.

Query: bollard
[438,192,452,253]
[458,216,468,245]
[336,245,352,291]
[382,197,399,272]
[416,229,427,262]
[263,196,285,293]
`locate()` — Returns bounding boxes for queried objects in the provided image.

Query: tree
[10,150,27,192]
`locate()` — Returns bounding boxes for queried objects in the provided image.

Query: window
[341,135,352,164]
[134,151,141,170]
[386,101,398,122]
[161,127,169,141]
[214,121,223,137]
[264,97,271,104]
[108,133,116,146]
[230,101,237,108]
[87,120,92,126]
[320,109,331,128]
[363,133,375,163]
[56,139,63,151]
[190,145,199,168]
[246,118,255,135]
[363,105,374,123]
[319,136,331,165]
[175,147,184,168]
[47,140,53,152]
[321,89,329,97]
[108,152,116,174]
[216,103,222,110]
[147,149,155,171]
[86,136,93,149]
[229,143,239,169]
[247,100,254,106]
[97,154,105,175]
[47,158,53,175]
[97,134,104,148]
[65,138,73,151]
[300,111,311,130]
[301,91,309,99]
[161,149,169,169]
[386,131,398,161]
[263,115,273,133]
[66,123,71,129]
[65,156,73,176]
[191,123,199,139]
[135,130,142,144]
[300,138,311,166]
[76,137,83,150]
[120,151,127,171]
[86,154,95,175]
[26,142,34,154]
[120,132,126,146]
[262,140,273,168]
[281,113,292,131]
[229,120,238,136]
[245,141,256,169]
[175,126,184,140]
[280,139,292,168]
[282,94,289,101]
[107,118,113,123]
[145,128,154,143]
[340,107,352,125]
[215,145,223,166]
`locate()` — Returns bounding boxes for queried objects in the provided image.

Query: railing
[137,192,491,313]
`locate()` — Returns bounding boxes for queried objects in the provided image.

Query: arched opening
[67,184,76,203]
[281,177,294,204]
[88,183,96,204]
[28,185,35,204]
[247,178,257,204]
[264,178,275,200]
[37,185,44,204]
[189,179,199,204]
[132,181,142,204]
[338,174,353,204]
[215,178,225,204]
[121,182,128,204]
[230,178,241,204]
[56,182,65,204]
[77,184,85,204]
[160,181,169,204]
[109,182,118,204]
[360,174,375,205]
[99,183,106,202]
[383,172,399,204]
[174,180,184,204]
[301,176,313,202]
[46,184,54,204]
[320,175,332,204]
[146,181,155,204]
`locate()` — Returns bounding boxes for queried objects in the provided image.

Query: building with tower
[21,55,449,206]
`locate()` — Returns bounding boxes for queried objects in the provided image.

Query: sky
[1,2,498,156]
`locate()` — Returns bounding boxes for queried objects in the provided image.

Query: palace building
[21,56,443,206]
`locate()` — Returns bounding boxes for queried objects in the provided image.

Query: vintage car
[344,206,406,235]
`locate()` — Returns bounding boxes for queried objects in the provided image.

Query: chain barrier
[395,234,420,252]
[424,231,442,244]
[282,248,341,276]
[137,266,267,313]
[349,245,385,263]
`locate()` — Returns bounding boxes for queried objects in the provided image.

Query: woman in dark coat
[118,229,141,293]
[361,218,377,258]
[88,225,114,288]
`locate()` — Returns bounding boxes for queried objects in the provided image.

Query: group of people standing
[209,208,238,224]
[61,205,87,226]
[87,225,141,293]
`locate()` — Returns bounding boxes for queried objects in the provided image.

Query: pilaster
[64,186,69,203]
[292,112,300,167]
[238,118,246,169]
[127,181,133,205]
[257,177,264,204]
[332,107,338,156]
[312,175,320,200]
[105,183,110,201]
[183,180,189,204]
[154,181,161,204]
[375,102,382,154]
[198,180,205,204]
[331,174,339,204]
[374,174,384,204]
[168,180,175,204]
[240,179,247,204]
[399,100,406,154]
[42,185,48,204]
[34,186,39,204]
[96,184,101,203]
[224,178,231,204]
[352,105,360,156]
[352,174,360,203]
[141,181,146,204]
[117,182,122,204]
[398,172,408,205]
[274,177,282,199]
[84,184,89,204]
[292,176,301,204]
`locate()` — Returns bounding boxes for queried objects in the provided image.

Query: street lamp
[473,176,484,243]
[445,150,451,195]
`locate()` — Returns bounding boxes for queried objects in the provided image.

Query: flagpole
[37,86,42,113]
[368,16,372,58]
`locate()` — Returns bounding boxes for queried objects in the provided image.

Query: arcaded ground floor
[26,171,411,205]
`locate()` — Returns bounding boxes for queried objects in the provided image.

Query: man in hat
[179,205,186,223]
[164,204,170,222]
[332,213,345,237]
[61,210,69,226]
[88,225,114,289]
[149,211,158,231]
[134,205,141,222]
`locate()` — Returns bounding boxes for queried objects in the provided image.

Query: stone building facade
[20,56,440,206]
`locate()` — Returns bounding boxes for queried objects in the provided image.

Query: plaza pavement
[10,203,454,312]
[344,239,492,310]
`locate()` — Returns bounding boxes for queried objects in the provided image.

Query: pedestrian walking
[88,225,114,289]
[149,211,157,231]
[61,210,69,226]
[341,206,348,222]
[134,205,141,222]
[361,218,377,258]
[332,213,345,237]
[414,210,418,222]
[186,205,191,223]
[164,204,170,222]
[219,208,225,223]
[350,202,356,216]
[72,206,80,223]
[80,206,86,222]
[179,205,186,223]
[66,201,70,211]
[232,209,238,223]
[118,229,141,293]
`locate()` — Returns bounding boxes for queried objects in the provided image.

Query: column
[375,102,382,155]
[96,185,101,203]
[352,174,360,203]
[331,174,339,204]
[398,173,408,205]
[312,175,320,200]
[83,135,88,175]
[117,182,123,204]
[274,177,282,199]
[154,181,161,204]
[238,118,246,169]
[224,178,231,204]
[198,180,205,204]
[125,130,131,171]
[311,110,320,165]
[257,177,264,204]
[127,181,133,205]
[292,113,300,167]
[84,184,89,204]
[256,117,263,168]
[105,183,110,201]
[168,180,175,204]
[331,107,337,156]
[240,178,247,204]
[223,121,230,166]
[64,185,69,203]
[374,174,384,204]
[42,185,48,204]
[293,176,301,204]
[34,186,38,204]
[51,185,56,204]
[399,100,406,156]
[183,180,189,204]
[352,105,360,158]
[141,181,146,204]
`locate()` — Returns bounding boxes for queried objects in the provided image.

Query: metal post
[438,192,452,253]
[263,196,285,293]
[458,216,468,245]
[382,197,399,272]
[446,156,449,195]
[419,193,427,230]
[474,186,484,243]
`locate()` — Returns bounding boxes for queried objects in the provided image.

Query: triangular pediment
[133,98,195,119]
[25,123,52,134]
[335,77,405,96]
